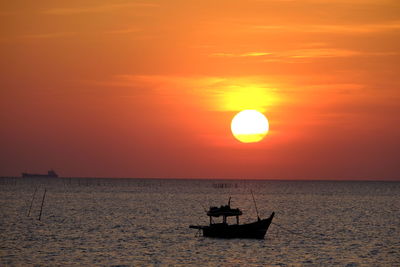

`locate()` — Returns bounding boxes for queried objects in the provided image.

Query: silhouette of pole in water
[38,188,47,221]
[27,187,38,217]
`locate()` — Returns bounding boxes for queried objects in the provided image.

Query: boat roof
[207,205,243,217]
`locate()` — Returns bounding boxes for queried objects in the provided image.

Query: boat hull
[196,212,274,239]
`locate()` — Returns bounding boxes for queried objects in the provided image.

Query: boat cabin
[207,204,243,225]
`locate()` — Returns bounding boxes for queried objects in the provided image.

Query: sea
[1,178,399,266]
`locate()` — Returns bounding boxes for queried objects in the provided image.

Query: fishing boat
[189,197,275,239]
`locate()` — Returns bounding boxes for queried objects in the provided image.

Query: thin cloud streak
[253,21,400,34]
[210,52,272,58]
[42,3,159,15]
[19,32,77,39]
[255,0,396,3]
[92,74,366,115]
[210,48,398,61]
[104,28,142,35]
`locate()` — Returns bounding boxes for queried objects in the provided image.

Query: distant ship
[22,170,58,178]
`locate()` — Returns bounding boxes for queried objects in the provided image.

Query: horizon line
[1,176,399,182]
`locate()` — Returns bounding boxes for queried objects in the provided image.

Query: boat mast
[251,190,260,221]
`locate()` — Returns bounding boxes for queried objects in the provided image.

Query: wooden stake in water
[27,187,38,217]
[38,188,47,221]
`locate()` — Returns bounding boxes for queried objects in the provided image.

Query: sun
[231,110,269,143]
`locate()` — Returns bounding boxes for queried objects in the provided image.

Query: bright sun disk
[231,110,269,143]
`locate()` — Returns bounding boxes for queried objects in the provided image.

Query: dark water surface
[1,178,399,266]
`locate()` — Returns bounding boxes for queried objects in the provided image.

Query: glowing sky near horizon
[1,0,400,179]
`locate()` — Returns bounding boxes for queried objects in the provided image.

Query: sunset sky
[1,0,399,179]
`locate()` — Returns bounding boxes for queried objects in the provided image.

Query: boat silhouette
[189,197,274,239]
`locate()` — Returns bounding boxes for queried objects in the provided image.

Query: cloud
[93,73,367,116]
[254,0,396,4]
[285,48,398,59]
[0,11,17,16]
[253,21,400,34]
[42,3,159,15]
[103,28,142,35]
[210,52,272,58]
[286,48,363,58]
[19,32,77,39]
[210,48,398,62]
[90,74,282,112]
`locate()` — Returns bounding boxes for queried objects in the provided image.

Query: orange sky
[1,0,400,179]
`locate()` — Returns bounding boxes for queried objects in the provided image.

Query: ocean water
[1,178,399,266]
